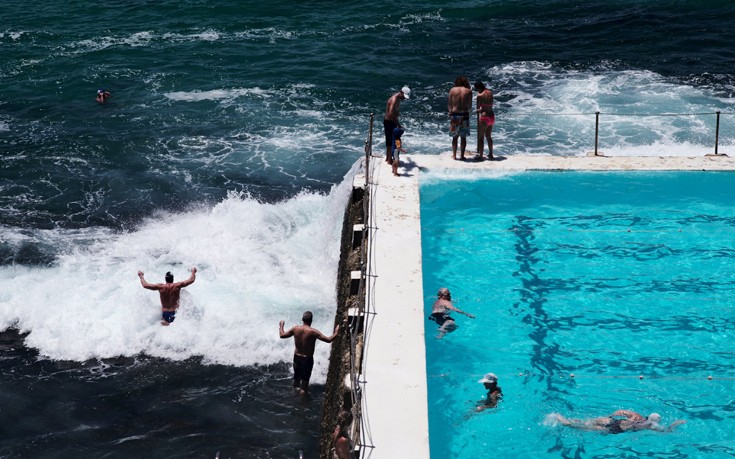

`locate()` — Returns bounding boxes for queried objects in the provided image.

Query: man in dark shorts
[384,86,411,163]
[138,267,197,326]
[279,311,340,396]
[429,287,475,339]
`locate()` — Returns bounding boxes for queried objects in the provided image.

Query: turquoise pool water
[420,172,735,458]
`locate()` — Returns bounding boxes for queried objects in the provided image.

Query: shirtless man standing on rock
[279,311,339,396]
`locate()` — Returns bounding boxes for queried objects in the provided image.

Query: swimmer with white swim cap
[551,409,685,434]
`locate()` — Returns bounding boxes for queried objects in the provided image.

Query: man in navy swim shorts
[279,311,340,396]
[138,267,197,326]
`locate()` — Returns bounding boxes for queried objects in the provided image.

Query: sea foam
[0,163,358,381]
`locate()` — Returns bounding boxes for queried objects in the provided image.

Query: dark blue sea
[1,1,734,457]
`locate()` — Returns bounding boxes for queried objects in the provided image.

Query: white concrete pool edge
[360,152,735,459]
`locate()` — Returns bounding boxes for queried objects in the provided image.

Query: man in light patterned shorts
[447,76,472,160]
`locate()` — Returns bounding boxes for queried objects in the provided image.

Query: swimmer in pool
[475,372,503,411]
[429,287,475,339]
[550,410,685,434]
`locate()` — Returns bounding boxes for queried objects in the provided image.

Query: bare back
[139,268,196,312]
[292,325,322,357]
[432,298,453,314]
[476,89,494,114]
[157,284,185,311]
[448,86,472,113]
[384,93,402,122]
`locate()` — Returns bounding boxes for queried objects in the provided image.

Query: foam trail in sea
[0,161,360,381]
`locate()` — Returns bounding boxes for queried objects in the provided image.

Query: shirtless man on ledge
[448,76,472,160]
[279,311,339,396]
[138,267,197,325]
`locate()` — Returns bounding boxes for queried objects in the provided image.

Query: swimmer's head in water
[437,287,451,299]
[647,413,661,423]
[302,311,313,325]
[165,272,174,283]
[478,372,498,384]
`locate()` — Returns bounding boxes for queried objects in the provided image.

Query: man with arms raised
[279,311,340,396]
[138,267,197,326]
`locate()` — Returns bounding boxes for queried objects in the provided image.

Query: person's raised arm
[279,320,294,339]
[317,324,340,343]
[137,271,161,290]
[176,267,197,288]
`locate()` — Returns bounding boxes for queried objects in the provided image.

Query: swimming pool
[420,172,735,458]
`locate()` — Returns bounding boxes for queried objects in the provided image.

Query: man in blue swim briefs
[384,86,411,164]
[138,267,197,326]
[279,311,340,397]
[448,76,472,160]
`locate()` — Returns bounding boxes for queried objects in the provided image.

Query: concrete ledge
[360,152,735,459]
[410,152,735,171]
[362,155,429,458]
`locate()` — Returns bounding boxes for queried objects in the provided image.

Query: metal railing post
[594,111,600,156]
[364,113,374,188]
[715,110,721,155]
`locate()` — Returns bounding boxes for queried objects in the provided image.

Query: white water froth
[402,61,734,157]
[0,166,358,380]
[164,87,271,102]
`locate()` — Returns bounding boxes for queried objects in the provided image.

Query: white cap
[401,86,411,99]
[478,372,498,384]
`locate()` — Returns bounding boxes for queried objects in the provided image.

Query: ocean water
[420,172,735,458]
[1,0,735,456]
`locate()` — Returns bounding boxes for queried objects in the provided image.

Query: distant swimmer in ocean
[548,410,686,434]
[138,267,197,326]
[429,287,475,339]
[96,89,111,103]
[279,311,340,397]
[474,81,494,160]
